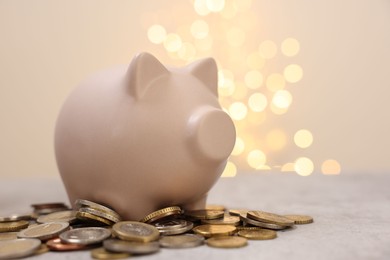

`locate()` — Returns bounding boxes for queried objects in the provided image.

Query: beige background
[0,0,389,177]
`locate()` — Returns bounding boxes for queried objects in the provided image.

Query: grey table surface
[1,172,390,260]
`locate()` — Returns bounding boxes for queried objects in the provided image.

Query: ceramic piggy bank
[55,52,236,221]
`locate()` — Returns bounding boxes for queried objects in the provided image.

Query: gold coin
[185,210,225,220]
[0,232,18,241]
[17,222,69,241]
[112,221,160,243]
[0,214,32,222]
[206,205,226,211]
[91,247,130,259]
[206,236,248,248]
[228,209,248,217]
[236,226,267,231]
[0,220,29,232]
[284,215,314,224]
[238,229,277,240]
[79,207,120,223]
[247,211,294,226]
[139,206,182,223]
[241,215,287,230]
[34,244,49,255]
[192,224,237,238]
[76,211,114,226]
[37,210,77,224]
[75,199,121,220]
[201,215,240,226]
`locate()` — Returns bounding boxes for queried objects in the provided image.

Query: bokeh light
[294,157,314,176]
[164,33,182,52]
[148,24,167,44]
[206,0,226,12]
[284,64,303,83]
[294,129,313,148]
[221,161,237,177]
[194,0,210,16]
[266,129,287,151]
[266,73,285,92]
[248,93,267,112]
[258,40,277,59]
[226,26,246,47]
[246,52,266,70]
[191,20,209,39]
[244,70,263,89]
[231,137,245,156]
[272,90,292,109]
[247,150,266,169]
[178,42,196,61]
[281,38,300,57]
[229,102,248,120]
[321,160,341,175]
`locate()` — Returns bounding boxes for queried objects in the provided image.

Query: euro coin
[17,222,69,241]
[0,232,18,241]
[74,199,121,220]
[78,207,120,223]
[159,234,204,248]
[0,238,41,259]
[76,211,114,226]
[241,215,287,230]
[0,220,29,232]
[104,239,160,254]
[206,236,248,248]
[0,214,32,222]
[184,210,225,220]
[112,221,160,243]
[60,227,111,245]
[33,244,49,255]
[139,206,182,223]
[37,210,77,224]
[228,209,248,217]
[91,247,130,259]
[284,215,314,224]
[247,211,294,226]
[238,229,277,240]
[46,238,89,251]
[192,224,237,237]
[154,219,194,235]
[201,215,240,226]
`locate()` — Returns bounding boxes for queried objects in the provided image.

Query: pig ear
[126,52,169,99]
[187,58,218,97]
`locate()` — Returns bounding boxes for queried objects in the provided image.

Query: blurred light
[218,78,235,97]
[266,129,287,151]
[194,0,210,16]
[233,0,252,12]
[321,160,341,175]
[281,38,300,57]
[270,103,288,115]
[284,64,303,83]
[220,0,237,19]
[147,24,167,44]
[164,33,182,52]
[191,20,209,39]
[178,42,196,61]
[272,90,292,109]
[221,161,237,177]
[294,129,313,148]
[244,70,263,89]
[294,157,314,176]
[266,73,285,92]
[206,0,225,12]
[226,26,246,47]
[232,81,248,100]
[231,137,245,156]
[246,52,266,70]
[247,150,266,169]
[258,40,277,59]
[281,162,295,172]
[247,111,266,125]
[248,93,267,112]
[194,35,213,51]
[229,102,248,120]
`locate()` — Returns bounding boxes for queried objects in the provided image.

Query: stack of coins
[0,200,314,259]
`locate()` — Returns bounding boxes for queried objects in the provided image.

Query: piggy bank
[55,52,236,221]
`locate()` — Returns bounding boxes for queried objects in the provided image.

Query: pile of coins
[0,201,313,259]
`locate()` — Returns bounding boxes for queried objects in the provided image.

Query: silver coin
[78,207,120,223]
[104,239,160,254]
[0,214,32,222]
[201,215,241,226]
[158,221,194,235]
[240,215,287,230]
[159,234,205,248]
[37,210,77,224]
[154,219,187,230]
[0,238,41,259]
[60,227,111,245]
[74,199,121,220]
[17,222,70,241]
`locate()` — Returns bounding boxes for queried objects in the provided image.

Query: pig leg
[182,193,208,210]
